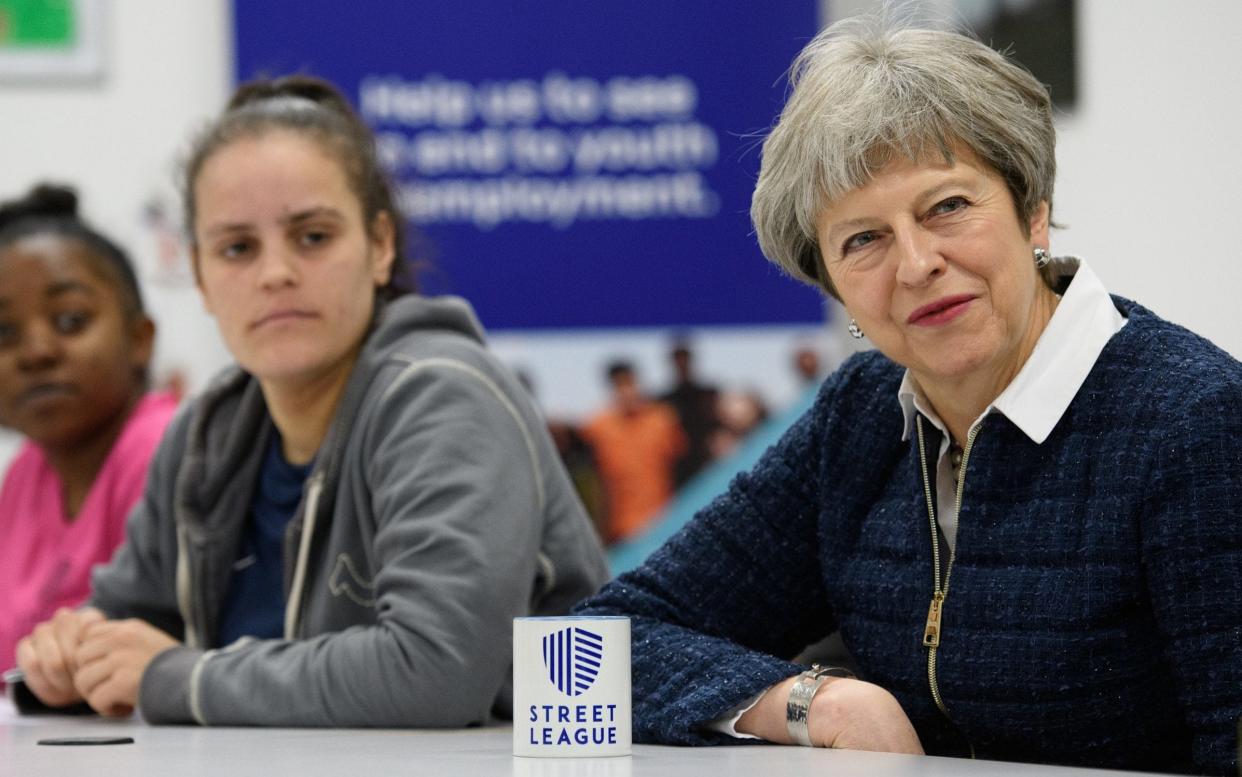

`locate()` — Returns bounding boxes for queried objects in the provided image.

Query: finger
[29,625,77,698]
[77,607,107,625]
[82,669,139,719]
[17,635,81,708]
[50,609,92,674]
[72,651,115,701]
[75,620,126,663]
[82,674,121,717]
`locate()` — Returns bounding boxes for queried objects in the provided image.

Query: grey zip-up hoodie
[89,295,609,726]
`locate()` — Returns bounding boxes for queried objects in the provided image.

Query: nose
[893,225,946,288]
[16,321,63,371]
[255,245,299,290]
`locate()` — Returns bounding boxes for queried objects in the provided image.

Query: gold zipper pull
[923,592,945,647]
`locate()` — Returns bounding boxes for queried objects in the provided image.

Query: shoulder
[353,301,542,447]
[2,440,46,477]
[648,402,680,426]
[745,349,904,483]
[1079,299,1242,475]
[1098,298,1242,417]
[365,296,520,400]
[0,441,50,501]
[808,349,905,426]
[112,392,180,463]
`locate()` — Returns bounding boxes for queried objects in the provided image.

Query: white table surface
[0,699,1151,777]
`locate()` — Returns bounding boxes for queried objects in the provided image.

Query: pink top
[0,392,178,672]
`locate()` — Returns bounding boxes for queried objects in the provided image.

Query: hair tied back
[0,183,79,232]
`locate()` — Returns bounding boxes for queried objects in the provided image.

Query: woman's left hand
[738,674,924,754]
[72,619,179,717]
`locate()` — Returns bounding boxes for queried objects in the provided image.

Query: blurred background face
[609,370,641,412]
[0,235,150,449]
[191,131,394,390]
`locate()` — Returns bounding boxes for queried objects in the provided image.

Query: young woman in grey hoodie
[14,76,609,727]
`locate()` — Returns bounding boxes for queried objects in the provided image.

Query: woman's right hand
[14,607,106,707]
[737,674,924,755]
[807,677,924,753]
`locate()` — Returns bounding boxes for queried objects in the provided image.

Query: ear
[129,315,157,373]
[1028,200,1050,247]
[368,211,397,287]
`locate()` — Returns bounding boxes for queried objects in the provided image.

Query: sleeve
[574,373,854,745]
[140,357,552,727]
[100,397,176,552]
[87,410,191,639]
[1141,382,1242,775]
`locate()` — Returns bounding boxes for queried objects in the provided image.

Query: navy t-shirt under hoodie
[216,433,313,646]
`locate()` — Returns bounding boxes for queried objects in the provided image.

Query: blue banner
[234,1,822,330]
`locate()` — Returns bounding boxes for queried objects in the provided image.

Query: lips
[907,294,975,326]
[17,382,76,408]
[250,309,319,330]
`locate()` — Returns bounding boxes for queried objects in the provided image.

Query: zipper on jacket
[284,470,325,640]
[916,416,981,756]
[175,523,200,649]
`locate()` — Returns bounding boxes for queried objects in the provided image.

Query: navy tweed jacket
[577,297,1242,774]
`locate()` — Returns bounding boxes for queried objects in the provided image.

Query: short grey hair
[750,16,1057,298]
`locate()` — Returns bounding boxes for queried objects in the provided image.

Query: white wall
[1054,1,1242,348]
[0,0,233,467]
[2,0,1240,465]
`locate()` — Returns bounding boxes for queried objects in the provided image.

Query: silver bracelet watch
[785,664,856,746]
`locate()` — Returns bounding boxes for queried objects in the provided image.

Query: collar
[898,258,1126,445]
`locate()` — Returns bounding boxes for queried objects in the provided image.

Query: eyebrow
[202,207,346,239]
[0,280,96,310]
[824,218,876,251]
[823,176,978,250]
[283,207,345,226]
[47,280,99,298]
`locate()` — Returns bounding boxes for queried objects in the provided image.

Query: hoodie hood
[366,295,487,355]
[182,295,487,507]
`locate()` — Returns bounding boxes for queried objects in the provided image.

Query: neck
[45,392,142,519]
[916,284,1059,445]
[260,350,360,465]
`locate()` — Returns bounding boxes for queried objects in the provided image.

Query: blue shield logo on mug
[542,626,604,697]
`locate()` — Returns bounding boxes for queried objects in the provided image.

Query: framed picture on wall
[0,0,104,83]
[828,0,1077,109]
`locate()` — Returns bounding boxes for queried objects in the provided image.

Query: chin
[248,350,352,387]
[915,348,995,382]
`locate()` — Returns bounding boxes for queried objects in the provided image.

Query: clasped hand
[14,607,179,717]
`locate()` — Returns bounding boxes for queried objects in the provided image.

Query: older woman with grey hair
[575,16,1242,775]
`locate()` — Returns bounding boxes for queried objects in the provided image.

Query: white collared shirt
[897,258,1126,551]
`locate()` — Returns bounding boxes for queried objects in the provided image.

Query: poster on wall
[232,0,823,331]
[828,0,1077,108]
[0,0,104,82]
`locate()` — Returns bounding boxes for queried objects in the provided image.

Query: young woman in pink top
[0,184,177,674]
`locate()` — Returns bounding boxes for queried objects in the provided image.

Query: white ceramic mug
[513,616,631,758]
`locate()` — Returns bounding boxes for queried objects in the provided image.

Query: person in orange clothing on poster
[583,360,685,544]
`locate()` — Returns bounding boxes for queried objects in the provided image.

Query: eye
[53,311,91,335]
[217,237,255,261]
[930,196,969,217]
[297,227,334,249]
[842,231,880,255]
